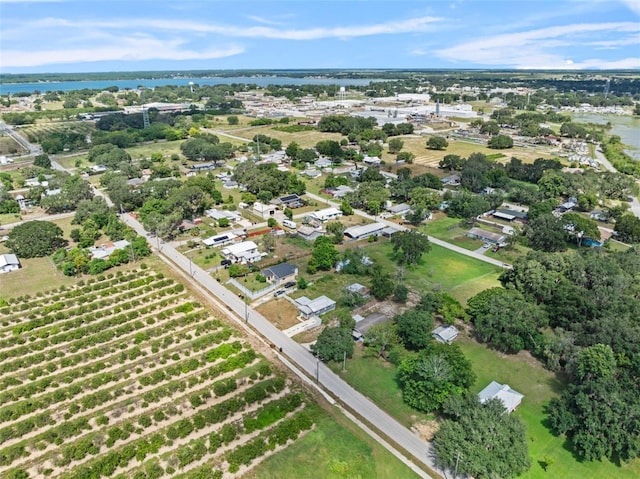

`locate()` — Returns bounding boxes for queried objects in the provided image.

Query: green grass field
[246,403,420,479]
[458,336,640,479]
[330,347,430,428]
[365,240,502,304]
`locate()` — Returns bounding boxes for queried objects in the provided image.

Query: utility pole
[342,350,346,372]
[454,451,462,479]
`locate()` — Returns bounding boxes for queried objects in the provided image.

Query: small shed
[432,325,459,344]
[0,254,21,274]
[478,381,524,413]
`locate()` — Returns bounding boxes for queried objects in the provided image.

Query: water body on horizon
[571,112,640,161]
[0,76,382,95]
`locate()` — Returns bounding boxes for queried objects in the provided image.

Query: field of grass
[247,403,420,479]
[330,347,429,428]
[364,240,502,304]
[0,134,25,155]
[399,135,555,169]
[457,336,640,479]
[125,139,185,159]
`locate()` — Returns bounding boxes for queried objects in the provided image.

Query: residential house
[362,155,381,166]
[302,168,322,179]
[386,203,412,216]
[262,263,298,285]
[346,283,370,297]
[89,240,130,260]
[295,295,336,319]
[221,240,261,264]
[315,157,333,169]
[478,381,524,413]
[0,254,21,273]
[493,209,528,223]
[206,208,242,223]
[432,325,459,344]
[344,222,386,240]
[467,227,507,246]
[203,232,237,247]
[253,202,277,219]
[311,207,343,222]
[270,194,305,209]
[353,312,388,338]
[296,225,325,242]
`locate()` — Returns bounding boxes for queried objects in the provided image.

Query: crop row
[0,279,179,354]
[0,286,188,365]
[0,323,229,411]
[9,277,172,336]
[0,296,198,380]
[0,271,156,318]
[0,349,264,470]
[0,309,213,424]
[30,377,288,479]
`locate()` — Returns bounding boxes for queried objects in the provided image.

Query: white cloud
[620,0,640,15]
[13,15,441,41]
[1,37,245,67]
[436,22,640,68]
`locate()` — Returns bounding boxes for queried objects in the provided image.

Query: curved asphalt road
[120,212,440,478]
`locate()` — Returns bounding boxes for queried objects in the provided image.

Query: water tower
[189,81,195,93]
[338,86,346,102]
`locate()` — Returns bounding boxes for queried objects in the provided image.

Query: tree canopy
[311,327,354,362]
[390,231,431,266]
[398,342,475,413]
[434,395,531,478]
[6,221,67,258]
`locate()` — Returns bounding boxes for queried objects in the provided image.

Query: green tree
[6,221,66,258]
[438,154,464,171]
[614,214,640,243]
[364,322,400,359]
[325,221,346,244]
[388,138,404,154]
[395,308,434,351]
[370,266,394,300]
[434,395,531,478]
[427,136,449,150]
[390,231,431,266]
[488,134,514,149]
[468,288,547,353]
[527,214,569,252]
[311,327,354,362]
[396,151,415,164]
[227,115,239,125]
[33,154,51,169]
[398,342,476,412]
[307,236,338,273]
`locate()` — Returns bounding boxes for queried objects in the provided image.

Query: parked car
[273,290,285,297]
[283,281,296,289]
[220,259,232,268]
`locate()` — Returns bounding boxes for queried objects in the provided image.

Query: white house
[253,202,277,219]
[89,240,130,260]
[0,254,21,273]
[205,208,242,223]
[344,222,386,240]
[295,295,336,319]
[311,207,343,222]
[478,381,524,413]
[221,240,261,264]
[203,232,237,247]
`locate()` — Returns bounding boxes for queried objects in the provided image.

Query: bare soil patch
[255,298,300,330]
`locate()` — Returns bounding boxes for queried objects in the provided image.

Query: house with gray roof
[295,295,336,319]
[262,263,298,285]
[432,325,459,344]
[478,381,524,413]
[0,254,21,273]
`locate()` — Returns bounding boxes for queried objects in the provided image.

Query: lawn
[124,139,185,159]
[364,240,502,304]
[457,335,640,479]
[246,402,420,479]
[330,346,430,428]
[0,255,78,297]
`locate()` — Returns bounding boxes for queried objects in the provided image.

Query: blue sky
[1,0,639,73]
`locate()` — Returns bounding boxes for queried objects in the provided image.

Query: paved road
[0,120,41,156]
[120,212,440,478]
[304,192,511,269]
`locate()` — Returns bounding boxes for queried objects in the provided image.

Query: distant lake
[0,76,382,94]
[571,112,640,161]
